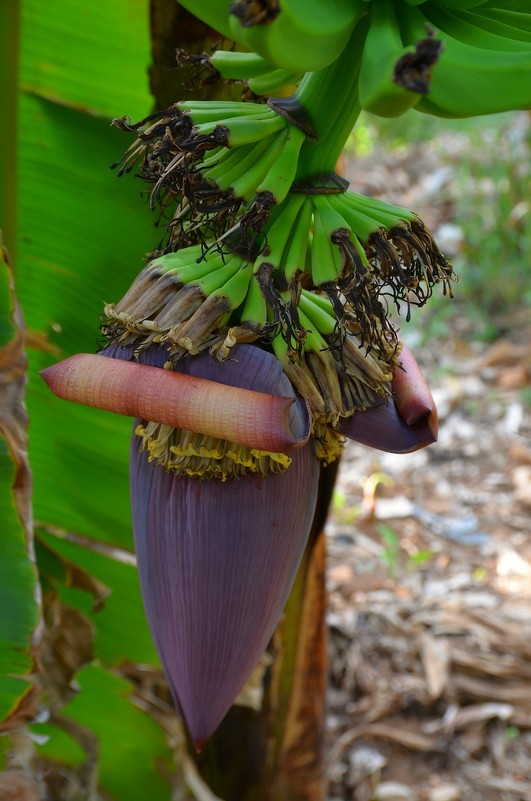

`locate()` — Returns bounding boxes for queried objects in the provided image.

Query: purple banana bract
[126,344,320,744]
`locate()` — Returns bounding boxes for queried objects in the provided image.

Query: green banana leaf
[0,245,40,724]
[1,0,182,796]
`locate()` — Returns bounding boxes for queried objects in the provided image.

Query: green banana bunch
[227,0,368,72]
[112,100,308,253]
[397,2,531,116]
[359,0,442,118]
[242,190,453,349]
[103,247,253,360]
[200,121,306,201]
[107,0,531,442]
[104,184,425,423]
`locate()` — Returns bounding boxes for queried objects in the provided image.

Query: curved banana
[229,127,290,199]
[271,334,328,417]
[421,4,531,51]
[193,109,286,147]
[310,197,344,287]
[246,67,301,98]
[203,135,275,192]
[329,193,383,244]
[209,50,277,80]
[298,290,336,337]
[179,100,274,123]
[296,308,344,414]
[253,194,306,274]
[102,248,239,353]
[453,7,531,45]
[399,2,531,116]
[283,198,313,281]
[240,273,268,328]
[255,125,306,203]
[359,0,442,118]
[189,109,305,205]
[228,0,367,73]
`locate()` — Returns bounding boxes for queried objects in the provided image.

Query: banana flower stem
[285,15,369,181]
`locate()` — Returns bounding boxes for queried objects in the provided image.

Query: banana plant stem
[291,15,369,182]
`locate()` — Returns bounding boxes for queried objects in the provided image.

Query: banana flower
[41,339,436,745]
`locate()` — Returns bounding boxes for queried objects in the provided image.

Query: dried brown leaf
[419,632,450,700]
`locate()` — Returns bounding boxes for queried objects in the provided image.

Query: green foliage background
[1,1,179,796]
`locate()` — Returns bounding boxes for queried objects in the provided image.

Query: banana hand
[399,2,531,116]
[228,0,367,73]
[359,0,442,118]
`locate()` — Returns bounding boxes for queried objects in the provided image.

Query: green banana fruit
[457,7,531,44]
[193,110,286,147]
[179,100,277,123]
[359,0,442,118]
[229,127,290,199]
[194,254,243,297]
[174,260,253,355]
[207,47,301,96]
[253,194,306,274]
[246,67,301,98]
[228,0,367,73]
[240,273,268,328]
[209,50,277,80]
[398,2,531,116]
[254,195,308,272]
[283,198,313,281]
[310,197,343,287]
[203,136,275,192]
[298,290,336,337]
[421,3,531,51]
[102,247,242,353]
[255,125,306,203]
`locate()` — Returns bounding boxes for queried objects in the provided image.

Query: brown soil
[326,117,531,801]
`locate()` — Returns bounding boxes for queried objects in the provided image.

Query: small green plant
[376,523,400,579]
[407,549,435,570]
[506,725,520,742]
